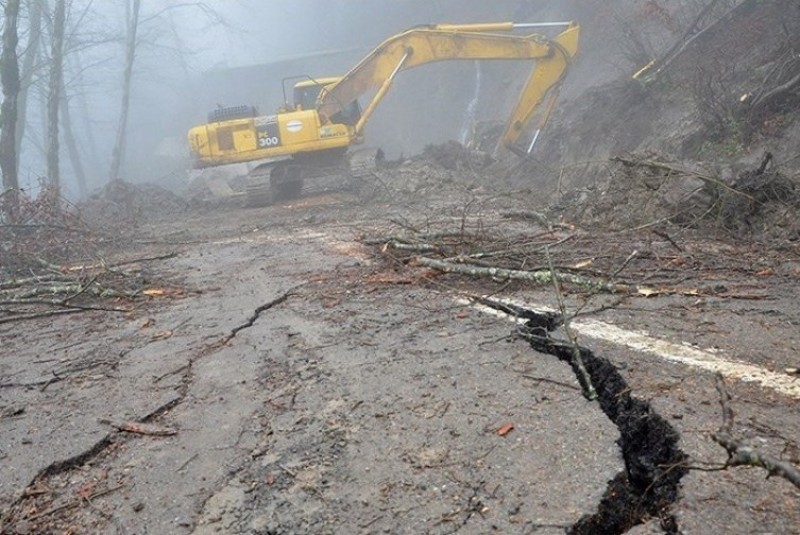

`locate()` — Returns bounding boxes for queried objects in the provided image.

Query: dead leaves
[497,422,515,437]
[636,286,701,298]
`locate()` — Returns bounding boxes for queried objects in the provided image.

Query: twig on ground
[25,484,126,521]
[61,276,99,305]
[102,420,177,437]
[712,374,800,489]
[176,453,199,472]
[609,250,639,281]
[520,374,582,392]
[651,229,684,252]
[544,246,596,400]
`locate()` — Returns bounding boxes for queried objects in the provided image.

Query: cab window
[293,85,323,111]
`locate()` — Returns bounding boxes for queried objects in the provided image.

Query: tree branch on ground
[712,374,800,489]
[416,256,627,293]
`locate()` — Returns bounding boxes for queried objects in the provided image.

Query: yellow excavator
[187,21,580,205]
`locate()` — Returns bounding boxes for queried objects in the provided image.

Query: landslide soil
[1,162,799,534]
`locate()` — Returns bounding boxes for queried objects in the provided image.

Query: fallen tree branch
[0,222,91,233]
[416,256,628,293]
[3,283,127,301]
[712,374,800,489]
[383,240,438,253]
[0,274,74,290]
[60,252,179,273]
[0,308,87,325]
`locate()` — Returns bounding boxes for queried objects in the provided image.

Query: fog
[8,0,646,199]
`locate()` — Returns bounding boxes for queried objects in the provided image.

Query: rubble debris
[554,151,800,241]
[418,140,493,172]
[76,179,189,230]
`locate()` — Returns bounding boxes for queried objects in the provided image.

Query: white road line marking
[459,297,800,399]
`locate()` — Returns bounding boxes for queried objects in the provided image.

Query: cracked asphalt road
[2,191,799,534]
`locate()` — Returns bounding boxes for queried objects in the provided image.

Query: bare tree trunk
[60,87,88,197]
[16,0,44,174]
[70,53,102,185]
[109,0,142,182]
[46,0,66,203]
[1,0,22,223]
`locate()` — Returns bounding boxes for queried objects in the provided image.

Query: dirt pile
[546,151,800,242]
[503,0,800,225]
[359,141,498,199]
[417,140,494,172]
[77,180,189,231]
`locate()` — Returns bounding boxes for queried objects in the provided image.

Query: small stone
[133,502,145,512]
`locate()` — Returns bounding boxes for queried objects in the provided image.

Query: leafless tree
[690,60,741,139]
[1,0,22,223]
[61,78,87,196]
[109,0,141,182]
[108,0,233,184]
[45,0,66,204]
[744,32,800,136]
[15,0,44,174]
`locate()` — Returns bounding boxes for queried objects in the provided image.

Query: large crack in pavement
[481,298,688,534]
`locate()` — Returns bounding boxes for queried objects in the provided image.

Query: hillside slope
[516,0,799,189]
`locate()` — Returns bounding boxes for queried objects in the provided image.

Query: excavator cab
[292,78,336,111]
[292,78,362,126]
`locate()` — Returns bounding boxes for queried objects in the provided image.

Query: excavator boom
[317,22,580,153]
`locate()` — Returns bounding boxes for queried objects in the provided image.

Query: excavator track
[347,148,384,196]
[243,163,278,208]
[243,149,379,208]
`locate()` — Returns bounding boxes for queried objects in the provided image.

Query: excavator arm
[316,22,580,155]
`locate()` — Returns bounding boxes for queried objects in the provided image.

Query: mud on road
[1,181,800,534]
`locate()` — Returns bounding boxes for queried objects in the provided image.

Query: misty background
[9,0,658,199]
